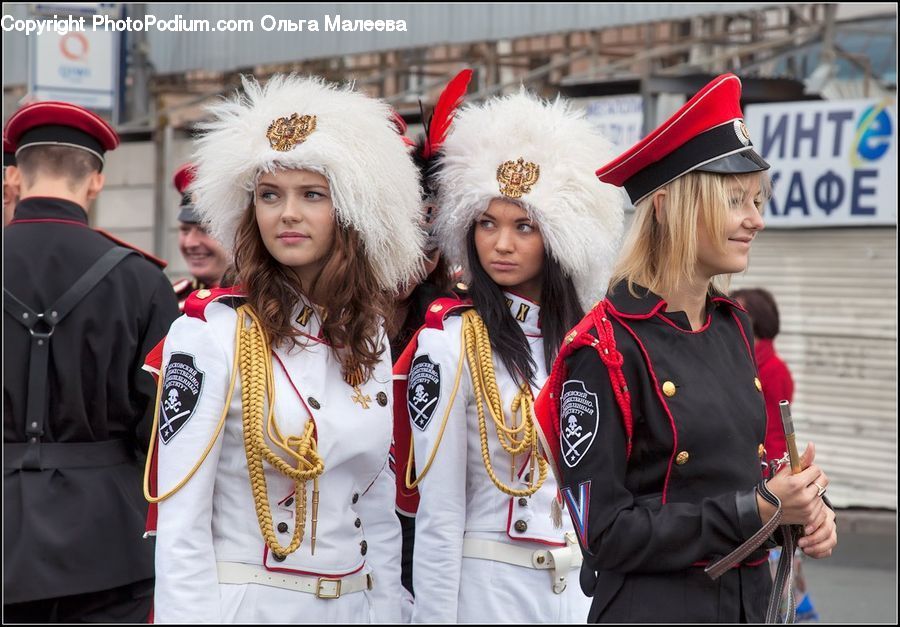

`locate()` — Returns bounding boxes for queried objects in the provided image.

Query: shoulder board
[93,228,168,269]
[424,296,472,330]
[184,286,245,321]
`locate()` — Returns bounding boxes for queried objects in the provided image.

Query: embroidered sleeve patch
[408,354,441,431]
[561,480,592,552]
[159,352,204,444]
[560,379,599,467]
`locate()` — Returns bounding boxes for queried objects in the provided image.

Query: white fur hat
[191,74,424,291]
[435,90,624,307]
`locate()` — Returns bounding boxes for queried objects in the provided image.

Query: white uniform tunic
[153,295,401,623]
[408,292,591,623]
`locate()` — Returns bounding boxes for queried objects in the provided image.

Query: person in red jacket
[732,287,819,622]
[731,287,793,464]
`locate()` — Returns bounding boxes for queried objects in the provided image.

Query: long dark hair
[465,226,583,385]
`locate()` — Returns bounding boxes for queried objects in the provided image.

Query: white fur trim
[191,75,424,291]
[435,90,624,308]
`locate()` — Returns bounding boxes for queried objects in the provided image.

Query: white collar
[503,291,541,336]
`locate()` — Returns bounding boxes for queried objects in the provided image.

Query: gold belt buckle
[316,577,342,599]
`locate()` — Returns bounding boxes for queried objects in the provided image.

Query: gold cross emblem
[352,386,372,410]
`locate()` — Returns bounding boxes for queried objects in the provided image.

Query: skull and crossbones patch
[408,354,441,431]
[159,352,204,444]
[560,379,599,467]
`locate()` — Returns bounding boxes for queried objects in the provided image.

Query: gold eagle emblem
[496,157,540,199]
[266,113,317,152]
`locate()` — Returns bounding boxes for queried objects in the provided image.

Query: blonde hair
[610,170,770,297]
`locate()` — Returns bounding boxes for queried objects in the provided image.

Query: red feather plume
[422,68,473,159]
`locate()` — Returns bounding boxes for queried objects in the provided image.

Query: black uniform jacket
[558,283,772,623]
[3,198,179,603]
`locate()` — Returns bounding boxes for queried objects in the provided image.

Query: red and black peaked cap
[596,73,769,205]
[172,163,199,223]
[4,101,119,171]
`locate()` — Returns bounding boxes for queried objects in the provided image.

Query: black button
[518,498,528,507]
[284,497,294,507]
[277,522,289,533]
[352,493,359,504]
[376,391,388,407]
[272,552,286,562]
[360,540,368,556]
[523,473,531,483]
[355,518,362,528]
[308,397,321,410]
[514,520,527,533]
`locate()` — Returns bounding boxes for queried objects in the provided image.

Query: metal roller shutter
[730,227,897,509]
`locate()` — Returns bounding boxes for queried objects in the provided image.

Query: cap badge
[497,157,540,199]
[734,120,751,146]
[267,113,317,152]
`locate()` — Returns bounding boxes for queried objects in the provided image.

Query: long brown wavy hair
[232,202,391,383]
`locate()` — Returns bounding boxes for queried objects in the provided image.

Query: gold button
[514,520,528,533]
[758,444,766,458]
[754,377,763,392]
[662,381,677,397]
[536,555,546,565]
[676,451,689,465]
[456,282,468,292]
[196,289,212,299]
[307,397,321,410]
[376,391,388,407]
[430,304,443,313]
[565,330,577,345]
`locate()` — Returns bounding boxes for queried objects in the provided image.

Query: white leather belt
[462,532,583,594]
[217,562,373,599]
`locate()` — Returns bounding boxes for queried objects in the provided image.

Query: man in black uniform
[3,101,180,622]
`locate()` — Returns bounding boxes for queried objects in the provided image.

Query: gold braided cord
[238,305,324,559]
[405,326,467,490]
[461,309,547,497]
[143,309,243,504]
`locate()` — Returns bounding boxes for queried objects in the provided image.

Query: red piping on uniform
[272,352,318,440]
[505,497,566,547]
[729,310,755,364]
[608,309,679,505]
[654,311,712,334]
[7,218,88,227]
[503,456,566,547]
[712,296,746,313]
[605,298,667,320]
[263,544,367,577]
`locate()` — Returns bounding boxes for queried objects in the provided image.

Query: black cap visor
[695,148,770,175]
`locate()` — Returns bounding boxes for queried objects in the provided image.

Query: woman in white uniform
[146,75,423,623]
[404,91,624,622]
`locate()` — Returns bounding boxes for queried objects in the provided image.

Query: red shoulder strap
[183,286,244,321]
[93,228,168,269]
[535,300,634,483]
[424,296,471,329]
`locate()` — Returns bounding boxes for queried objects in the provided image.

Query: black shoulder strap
[3,246,137,470]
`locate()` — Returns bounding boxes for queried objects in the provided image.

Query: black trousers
[3,578,153,624]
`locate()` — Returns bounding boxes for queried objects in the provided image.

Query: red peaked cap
[172,163,197,195]
[4,101,119,169]
[596,73,768,204]
[172,163,200,223]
